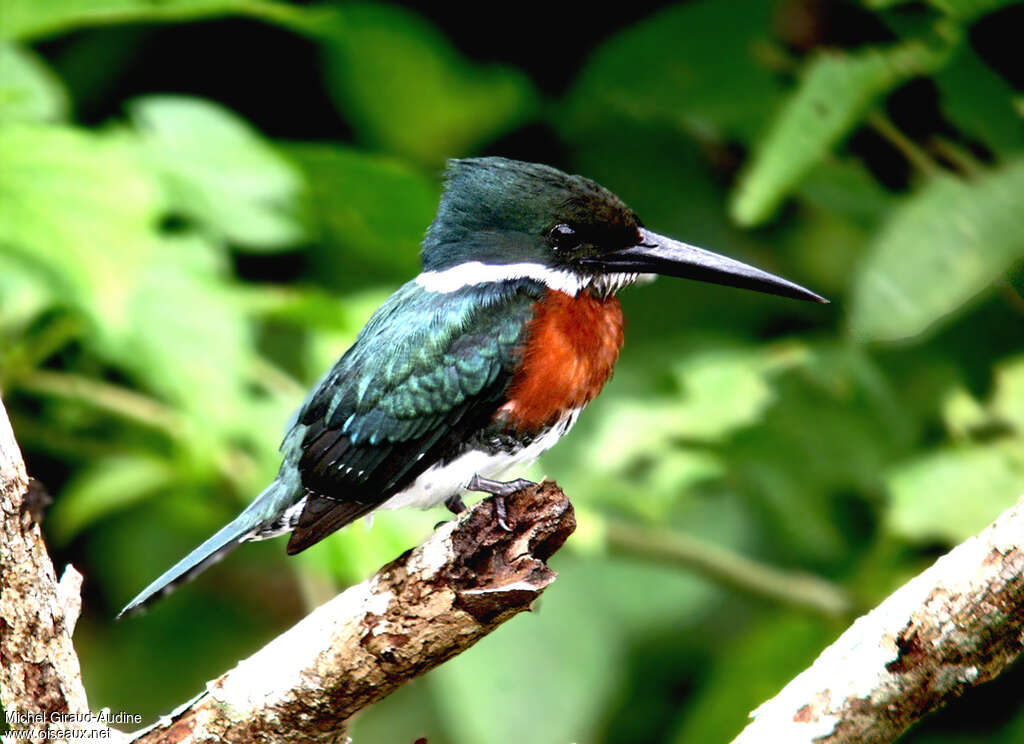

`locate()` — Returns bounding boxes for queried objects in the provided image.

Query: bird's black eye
[549,223,579,251]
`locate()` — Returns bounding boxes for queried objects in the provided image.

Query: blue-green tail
[117,479,293,617]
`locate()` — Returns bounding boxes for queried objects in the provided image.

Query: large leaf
[850,159,1024,342]
[723,345,915,564]
[2,0,307,41]
[866,0,1020,21]
[49,454,174,543]
[0,253,54,338]
[540,344,813,525]
[992,356,1024,433]
[285,144,435,286]
[130,96,305,251]
[943,355,1024,437]
[0,124,165,335]
[0,125,265,451]
[317,4,538,165]
[671,614,834,743]
[120,244,257,436]
[797,159,896,230]
[731,40,951,226]
[564,0,780,143]
[885,441,1024,543]
[0,43,68,122]
[934,45,1022,155]
[582,344,808,476]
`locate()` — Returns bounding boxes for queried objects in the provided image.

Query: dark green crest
[422,157,642,271]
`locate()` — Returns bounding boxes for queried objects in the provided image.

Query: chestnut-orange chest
[498,288,624,434]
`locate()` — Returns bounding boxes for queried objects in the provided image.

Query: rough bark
[129,482,574,743]
[0,395,98,736]
[732,495,1024,744]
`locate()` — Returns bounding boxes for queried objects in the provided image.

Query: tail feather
[117,480,293,618]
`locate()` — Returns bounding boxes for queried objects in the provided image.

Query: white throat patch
[416,261,639,298]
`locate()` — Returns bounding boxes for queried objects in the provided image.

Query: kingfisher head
[419,157,826,303]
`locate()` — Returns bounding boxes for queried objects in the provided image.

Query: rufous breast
[498,288,624,434]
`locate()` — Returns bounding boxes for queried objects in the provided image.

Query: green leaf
[49,454,174,542]
[866,0,1020,22]
[731,40,952,226]
[0,124,267,453]
[551,345,812,525]
[797,159,896,230]
[943,355,1024,437]
[934,45,1022,155]
[285,144,435,285]
[2,0,308,42]
[564,0,780,143]
[723,344,915,563]
[885,442,1024,543]
[0,124,166,334]
[0,253,53,337]
[119,242,257,436]
[130,95,305,250]
[671,615,834,743]
[583,344,808,475]
[669,345,810,439]
[241,284,382,332]
[317,4,538,165]
[941,386,990,439]
[850,159,1024,342]
[992,355,1024,433]
[0,43,68,122]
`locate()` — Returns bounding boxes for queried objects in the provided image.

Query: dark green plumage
[288,277,543,552]
[422,158,641,271]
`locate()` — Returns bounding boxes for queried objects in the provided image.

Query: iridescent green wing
[285,279,542,553]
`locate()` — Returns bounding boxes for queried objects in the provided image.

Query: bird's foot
[466,475,537,532]
[466,474,536,498]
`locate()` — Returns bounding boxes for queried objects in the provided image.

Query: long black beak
[581,228,828,303]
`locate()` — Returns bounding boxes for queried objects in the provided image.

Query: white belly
[379,407,581,511]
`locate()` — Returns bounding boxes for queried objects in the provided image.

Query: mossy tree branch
[733,495,1024,744]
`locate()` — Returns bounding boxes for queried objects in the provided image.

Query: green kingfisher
[120,157,825,616]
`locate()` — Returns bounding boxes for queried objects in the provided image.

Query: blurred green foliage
[1,1,1023,742]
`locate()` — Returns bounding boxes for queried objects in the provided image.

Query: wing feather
[284,279,543,554]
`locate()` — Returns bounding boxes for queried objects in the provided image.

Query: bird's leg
[466,474,536,497]
[466,474,536,532]
[444,494,467,515]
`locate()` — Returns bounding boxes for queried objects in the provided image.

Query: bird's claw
[494,496,512,532]
[466,474,536,532]
[466,474,535,498]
